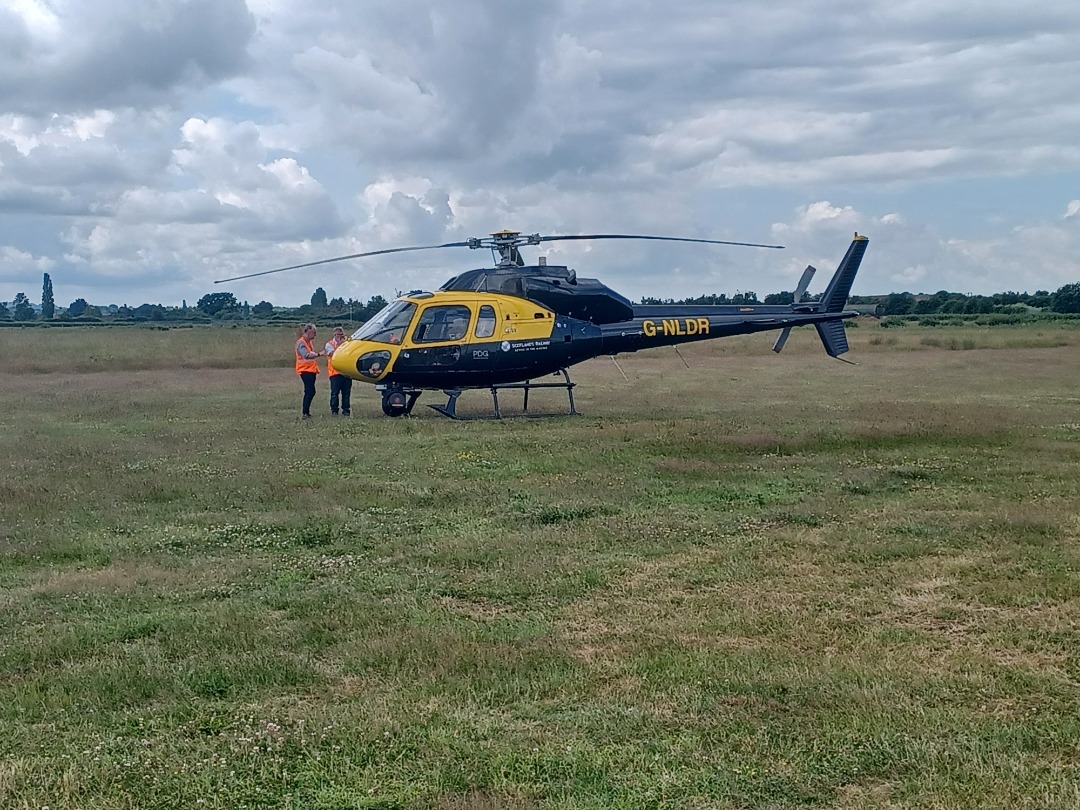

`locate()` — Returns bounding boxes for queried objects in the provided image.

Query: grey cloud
[0,0,256,115]
[4,0,1080,304]
[0,138,159,192]
[0,187,101,217]
[244,1,565,167]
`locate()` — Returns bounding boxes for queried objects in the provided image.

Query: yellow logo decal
[642,318,711,338]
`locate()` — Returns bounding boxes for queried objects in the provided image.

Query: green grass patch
[3,324,1080,808]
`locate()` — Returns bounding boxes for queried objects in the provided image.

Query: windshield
[352,300,416,344]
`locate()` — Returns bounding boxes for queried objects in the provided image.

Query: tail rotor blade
[793,265,816,303]
[773,265,817,354]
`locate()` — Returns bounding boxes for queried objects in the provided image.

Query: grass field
[2,321,1080,809]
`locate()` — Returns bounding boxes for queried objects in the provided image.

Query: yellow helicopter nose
[330,339,391,381]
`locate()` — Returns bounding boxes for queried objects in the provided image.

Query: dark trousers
[330,375,352,414]
[300,372,317,416]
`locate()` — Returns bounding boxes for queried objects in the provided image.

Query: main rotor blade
[214,241,472,283]
[536,234,784,250]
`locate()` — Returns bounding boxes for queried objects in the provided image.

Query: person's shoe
[301,413,312,419]
[342,410,350,416]
[330,411,338,416]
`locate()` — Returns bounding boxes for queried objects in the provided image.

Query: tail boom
[601,233,868,360]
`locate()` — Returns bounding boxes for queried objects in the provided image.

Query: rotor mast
[475,230,542,268]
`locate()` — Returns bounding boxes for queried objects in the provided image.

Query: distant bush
[868,334,899,346]
[920,336,978,350]
[917,315,966,327]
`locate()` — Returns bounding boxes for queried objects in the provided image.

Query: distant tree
[1025,290,1052,309]
[912,297,938,315]
[993,291,1027,307]
[133,303,166,321]
[1051,282,1080,314]
[359,294,389,320]
[881,293,915,316]
[41,273,55,319]
[764,291,794,305]
[12,292,35,320]
[68,297,89,317]
[0,302,9,320]
[329,296,345,309]
[251,300,274,317]
[196,291,239,316]
[311,287,328,308]
[938,297,964,314]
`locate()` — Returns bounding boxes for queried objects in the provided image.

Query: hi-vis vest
[295,337,318,374]
[325,338,343,377]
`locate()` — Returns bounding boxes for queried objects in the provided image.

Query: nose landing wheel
[381,387,420,417]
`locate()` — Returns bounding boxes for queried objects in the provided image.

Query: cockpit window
[412,304,472,343]
[351,301,416,345]
[475,305,496,339]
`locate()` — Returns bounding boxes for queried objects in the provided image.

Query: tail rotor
[772,264,816,353]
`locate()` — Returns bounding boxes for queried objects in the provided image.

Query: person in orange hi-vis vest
[295,323,324,419]
[324,325,352,416]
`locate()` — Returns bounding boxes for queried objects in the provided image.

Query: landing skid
[429,369,579,420]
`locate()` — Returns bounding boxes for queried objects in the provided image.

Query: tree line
[5,274,1080,324]
[641,284,1080,316]
[0,277,390,325]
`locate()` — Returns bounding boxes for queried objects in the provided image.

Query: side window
[412,304,472,343]
[475,305,496,339]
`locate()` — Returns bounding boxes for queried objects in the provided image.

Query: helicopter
[217,230,869,418]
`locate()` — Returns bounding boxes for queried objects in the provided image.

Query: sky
[2,0,1080,308]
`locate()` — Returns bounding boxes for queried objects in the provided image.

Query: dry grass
[2,321,1080,808]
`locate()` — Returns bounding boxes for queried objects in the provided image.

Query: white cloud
[0,114,39,154]
[0,244,54,283]
[2,0,61,41]
[2,0,1080,305]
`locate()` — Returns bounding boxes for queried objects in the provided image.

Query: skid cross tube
[428,369,578,419]
[490,369,578,418]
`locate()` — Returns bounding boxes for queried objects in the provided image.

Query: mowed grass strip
[2,322,1080,808]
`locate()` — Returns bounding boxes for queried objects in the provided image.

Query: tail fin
[813,233,868,361]
[818,233,869,313]
[772,234,868,359]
